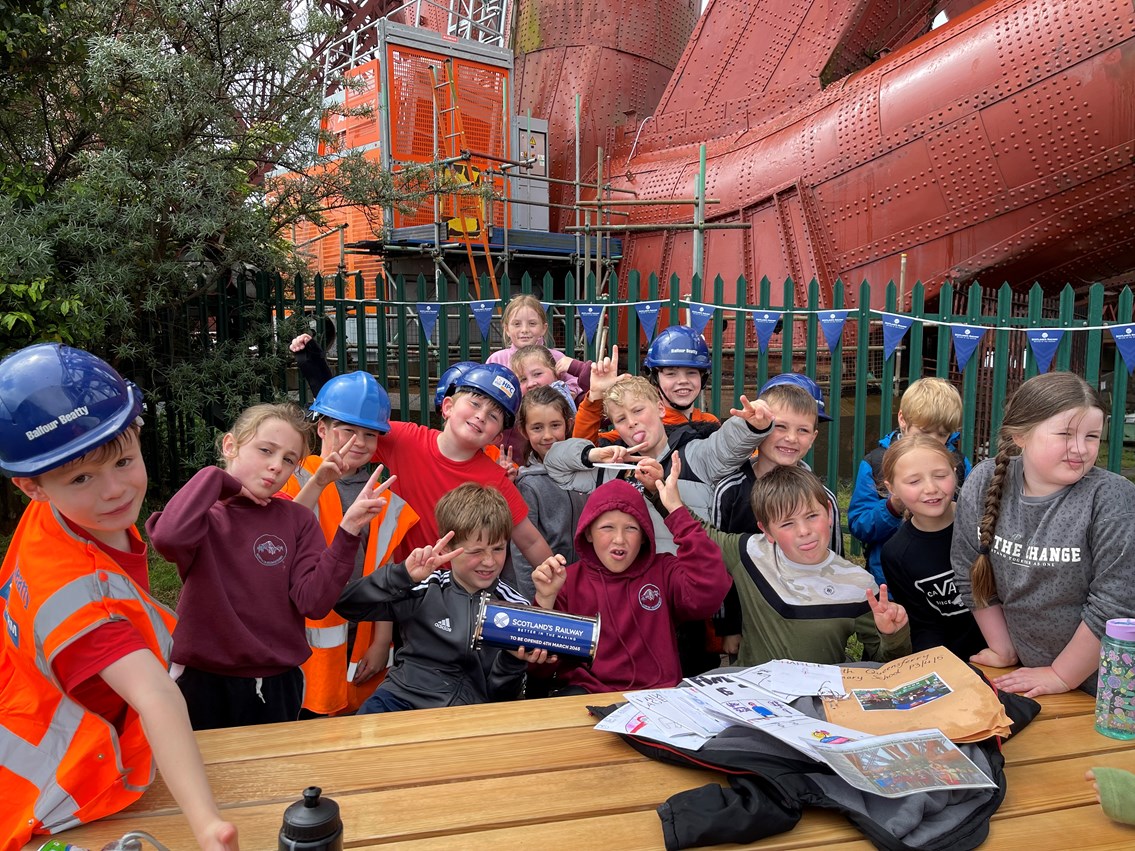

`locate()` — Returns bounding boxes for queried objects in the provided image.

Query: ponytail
[971,435,1013,607]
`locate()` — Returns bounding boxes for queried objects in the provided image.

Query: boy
[0,344,237,850]
[848,377,971,583]
[291,334,553,568]
[283,371,419,716]
[531,456,730,694]
[701,464,911,667]
[334,484,549,711]
[711,373,843,551]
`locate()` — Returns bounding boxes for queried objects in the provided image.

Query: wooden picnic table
[24,672,1135,850]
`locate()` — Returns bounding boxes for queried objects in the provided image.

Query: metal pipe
[693,143,707,283]
[595,146,603,290]
[576,198,720,206]
[565,222,751,233]
[574,93,581,296]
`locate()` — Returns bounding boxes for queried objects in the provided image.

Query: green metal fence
[280,270,1133,494]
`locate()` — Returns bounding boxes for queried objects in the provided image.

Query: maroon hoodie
[554,479,730,694]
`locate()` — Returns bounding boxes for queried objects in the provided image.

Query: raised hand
[554,356,575,377]
[340,465,396,535]
[633,457,665,491]
[587,345,621,401]
[498,445,518,481]
[314,430,358,487]
[730,394,775,430]
[532,553,567,608]
[866,584,908,635]
[289,332,314,352]
[588,439,652,466]
[655,450,684,513]
[405,530,464,581]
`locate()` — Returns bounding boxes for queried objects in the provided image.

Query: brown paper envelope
[821,647,1012,742]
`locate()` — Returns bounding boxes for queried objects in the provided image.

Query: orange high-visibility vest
[0,502,177,846]
[283,457,418,715]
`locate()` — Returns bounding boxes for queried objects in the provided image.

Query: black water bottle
[279,786,343,851]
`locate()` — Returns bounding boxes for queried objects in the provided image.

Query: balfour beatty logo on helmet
[669,347,700,356]
[491,375,516,398]
[25,405,90,441]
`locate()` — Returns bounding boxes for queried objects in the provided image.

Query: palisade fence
[282,269,1133,490]
[7,269,1130,532]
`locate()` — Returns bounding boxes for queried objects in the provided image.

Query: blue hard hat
[0,343,143,477]
[434,361,480,412]
[309,371,391,433]
[452,363,521,427]
[758,373,833,422]
[643,325,711,371]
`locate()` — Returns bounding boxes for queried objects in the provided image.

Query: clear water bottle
[1095,618,1135,740]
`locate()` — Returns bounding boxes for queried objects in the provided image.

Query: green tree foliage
[0,0,429,458]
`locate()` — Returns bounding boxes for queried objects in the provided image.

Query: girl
[952,372,1135,697]
[880,435,984,658]
[147,402,392,729]
[487,294,581,396]
[497,344,589,464]
[507,385,586,602]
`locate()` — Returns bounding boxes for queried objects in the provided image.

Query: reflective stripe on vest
[0,695,84,832]
[305,622,349,649]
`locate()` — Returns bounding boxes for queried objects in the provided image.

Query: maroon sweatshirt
[147,466,360,677]
[553,479,730,694]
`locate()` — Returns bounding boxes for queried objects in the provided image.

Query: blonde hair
[603,375,660,416]
[881,434,957,489]
[502,295,548,344]
[510,344,556,374]
[750,464,828,529]
[900,377,963,433]
[220,402,312,467]
[759,384,818,423]
[970,372,1104,606]
[436,483,513,546]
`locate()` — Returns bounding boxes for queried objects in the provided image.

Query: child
[147,402,391,729]
[487,293,581,396]
[334,484,550,711]
[508,384,586,601]
[712,373,843,551]
[499,343,588,463]
[701,464,911,667]
[290,335,553,567]
[710,373,844,660]
[530,456,731,694]
[642,325,720,426]
[282,372,419,716]
[849,376,971,584]
[879,435,984,657]
[0,344,237,849]
[952,371,1135,697]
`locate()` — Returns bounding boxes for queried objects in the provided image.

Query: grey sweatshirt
[506,459,587,602]
[952,457,1135,691]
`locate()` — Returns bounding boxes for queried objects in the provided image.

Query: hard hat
[0,343,143,476]
[435,361,480,412]
[452,363,521,427]
[643,326,711,371]
[758,373,833,422]
[309,371,391,433]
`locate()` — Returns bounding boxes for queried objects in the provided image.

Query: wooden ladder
[429,59,499,299]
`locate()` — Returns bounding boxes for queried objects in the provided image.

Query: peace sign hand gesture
[340,465,397,535]
[405,531,465,582]
[730,395,775,431]
[867,584,909,635]
[588,345,621,401]
[313,429,358,488]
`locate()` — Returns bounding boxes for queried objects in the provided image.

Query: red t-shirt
[372,421,528,559]
[51,521,152,729]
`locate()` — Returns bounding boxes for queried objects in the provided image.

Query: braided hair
[970,372,1104,606]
